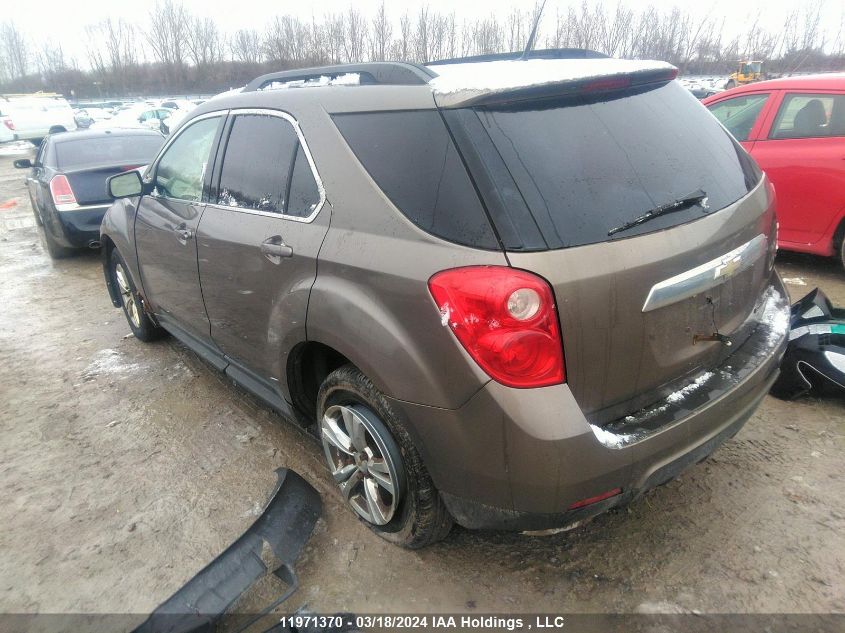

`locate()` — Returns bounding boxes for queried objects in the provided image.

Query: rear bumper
[390,278,789,531]
[45,204,109,248]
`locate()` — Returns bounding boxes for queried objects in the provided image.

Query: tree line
[1,0,844,99]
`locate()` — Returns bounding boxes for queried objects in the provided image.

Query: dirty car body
[16,128,163,256]
[100,52,789,544]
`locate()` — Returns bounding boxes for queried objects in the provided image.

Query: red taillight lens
[428,266,565,388]
[49,175,77,206]
[2,118,14,131]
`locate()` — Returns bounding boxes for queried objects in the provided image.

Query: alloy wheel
[114,263,141,329]
[320,404,403,525]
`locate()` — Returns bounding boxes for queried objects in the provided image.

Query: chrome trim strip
[642,234,768,313]
[54,202,111,213]
[207,108,327,224]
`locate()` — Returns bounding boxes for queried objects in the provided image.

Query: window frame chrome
[206,107,327,224]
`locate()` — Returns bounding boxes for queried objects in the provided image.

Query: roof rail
[426,48,608,67]
[244,62,435,91]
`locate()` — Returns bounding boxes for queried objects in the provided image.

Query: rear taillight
[2,118,14,131]
[49,175,77,206]
[428,266,565,388]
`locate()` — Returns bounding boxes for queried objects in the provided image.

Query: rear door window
[707,93,770,141]
[333,110,499,249]
[216,112,320,217]
[466,81,760,249]
[769,93,845,139]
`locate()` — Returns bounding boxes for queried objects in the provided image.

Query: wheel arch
[100,235,122,307]
[286,341,352,422]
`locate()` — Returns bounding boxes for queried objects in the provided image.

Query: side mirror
[13,158,32,169]
[108,170,144,199]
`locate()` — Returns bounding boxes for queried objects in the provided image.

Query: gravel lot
[0,144,843,622]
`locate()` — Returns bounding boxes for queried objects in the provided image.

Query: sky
[7,0,845,68]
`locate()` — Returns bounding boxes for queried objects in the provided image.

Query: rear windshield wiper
[608,190,709,236]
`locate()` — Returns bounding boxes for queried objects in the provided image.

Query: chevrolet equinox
[101,50,789,548]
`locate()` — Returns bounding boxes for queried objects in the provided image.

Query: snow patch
[756,286,790,347]
[429,58,675,100]
[262,73,361,90]
[83,349,142,378]
[439,303,451,327]
[0,141,34,156]
[666,371,714,404]
[782,277,807,286]
[590,424,634,449]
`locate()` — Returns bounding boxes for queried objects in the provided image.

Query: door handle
[260,237,293,259]
[175,226,193,241]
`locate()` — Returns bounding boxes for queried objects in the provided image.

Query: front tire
[317,365,453,548]
[110,249,164,342]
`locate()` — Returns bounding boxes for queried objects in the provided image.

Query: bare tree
[344,7,367,63]
[369,2,392,61]
[187,16,223,71]
[1,21,30,80]
[231,29,262,65]
[145,0,190,89]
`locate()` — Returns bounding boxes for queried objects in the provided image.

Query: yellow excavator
[725,61,765,89]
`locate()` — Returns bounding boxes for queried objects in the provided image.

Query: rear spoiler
[428,58,678,109]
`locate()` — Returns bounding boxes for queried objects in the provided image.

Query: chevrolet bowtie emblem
[715,255,742,280]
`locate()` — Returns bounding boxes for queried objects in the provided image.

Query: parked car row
[10,54,840,549]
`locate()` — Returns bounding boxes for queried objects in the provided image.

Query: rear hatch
[438,66,775,420]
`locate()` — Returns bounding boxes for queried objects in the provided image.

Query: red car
[703,75,845,269]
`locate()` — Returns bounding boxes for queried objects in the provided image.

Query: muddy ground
[0,143,843,622]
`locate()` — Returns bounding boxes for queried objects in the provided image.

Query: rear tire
[38,222,74,259]
[317,365,453,548]
[726,79,736,89]
[109,249,164,342]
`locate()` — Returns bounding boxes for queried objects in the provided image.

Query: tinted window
[770,93,845,139]
[55,135,162,170]
[155,116,220,202]
[470,81,760,249]
[217,113,298,213]
[707,93,769,141]
[333,110,498,249]
[287,145,321,217]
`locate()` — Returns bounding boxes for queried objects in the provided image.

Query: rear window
[459,81,761,249]
[56,135,163,171]
[333,110,499,249]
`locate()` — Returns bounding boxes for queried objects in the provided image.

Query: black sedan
[14,129,164,258]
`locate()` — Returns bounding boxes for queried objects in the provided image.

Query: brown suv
[101,50,789,548]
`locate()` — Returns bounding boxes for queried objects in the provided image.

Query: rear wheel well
[288,342,352,424]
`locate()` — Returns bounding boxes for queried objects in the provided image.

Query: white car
[0,116,14,143]
[0,94,77,144]
[90,105,186,135]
